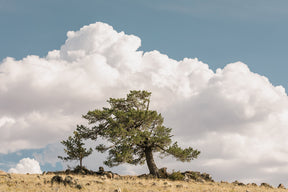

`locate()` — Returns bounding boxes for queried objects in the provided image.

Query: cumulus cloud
[8,158,42,174]
[1,22,288,185]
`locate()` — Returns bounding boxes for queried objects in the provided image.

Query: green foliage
[77,90,200,175]
[168,171,184,181]
[165,142,200,161]
[58,131,93,167]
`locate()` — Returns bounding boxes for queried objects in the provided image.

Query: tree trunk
[80,158,83,168]
[144,147,159,177]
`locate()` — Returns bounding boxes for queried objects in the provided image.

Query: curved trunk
[144,147,159,177]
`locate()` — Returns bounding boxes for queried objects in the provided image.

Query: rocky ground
[0,168,287,192]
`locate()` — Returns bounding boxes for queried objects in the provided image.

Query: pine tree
[77,90,200,177]
[58,131,93,168]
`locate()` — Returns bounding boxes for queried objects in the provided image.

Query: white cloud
[1,22,288,185]
[8,158,42,174]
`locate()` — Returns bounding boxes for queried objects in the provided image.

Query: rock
[232,180,245,186]
[51,175,64,185]
[201,173,211,180]
[114,188,121,192]
[73,166,91,175]
[248,183,257,187]
[100,175,107,180]
[278,183,285,189]
[196,178,205,183]
[75,184,83,189]
[105,172,113,179]
[94,180,104,184]
[64,176,73,186]
[138,174,157,179]
[184,174,190,182]
[260,183,273,188]
[97,166,104,174]
[176,184,183,188]
[158,167,168,178]
[65,169,71,175]
[183,171,214,182]
[113,173,120,179]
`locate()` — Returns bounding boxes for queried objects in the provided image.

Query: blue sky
[1,0,288,186]
[1,0,287,89]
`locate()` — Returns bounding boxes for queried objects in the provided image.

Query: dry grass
[0,173,287,192]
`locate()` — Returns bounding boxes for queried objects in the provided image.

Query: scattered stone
[176,184,183,188]
[247,183,257,187]
[64,176,73,186]
[74,179,79,184]
[51,175,63,185]
[105,172,113,179]
[151,182,157,186]
[184,173,190,182]
[158,167,168,178]
[183,171,214,182]
[232,180,245,186]
[75,184,83,189]
[73,166,92,175]
[114,188,121,192]
[113,173,120,179]
[94,180,104,184]
[163,181,172,188]
[100,175,107,180]
[278,183,285,189]
[138,174,157,179]
[260,183,273,188]
[98,166,104,174]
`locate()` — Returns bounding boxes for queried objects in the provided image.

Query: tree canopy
[77,90,200,177]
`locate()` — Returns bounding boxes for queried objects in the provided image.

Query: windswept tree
[77,90,200,177]
[58,131,93,168]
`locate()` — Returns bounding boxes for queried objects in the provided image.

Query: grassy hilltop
[0,170,287,192]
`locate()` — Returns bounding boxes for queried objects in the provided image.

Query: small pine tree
[58,131,92,168]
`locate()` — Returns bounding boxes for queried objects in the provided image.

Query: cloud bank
[1,22,288,185]
[8,158,42,174]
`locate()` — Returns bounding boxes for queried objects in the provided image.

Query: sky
[1,0,288,186]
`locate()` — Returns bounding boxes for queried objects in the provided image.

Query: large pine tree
[78,90,200,177]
